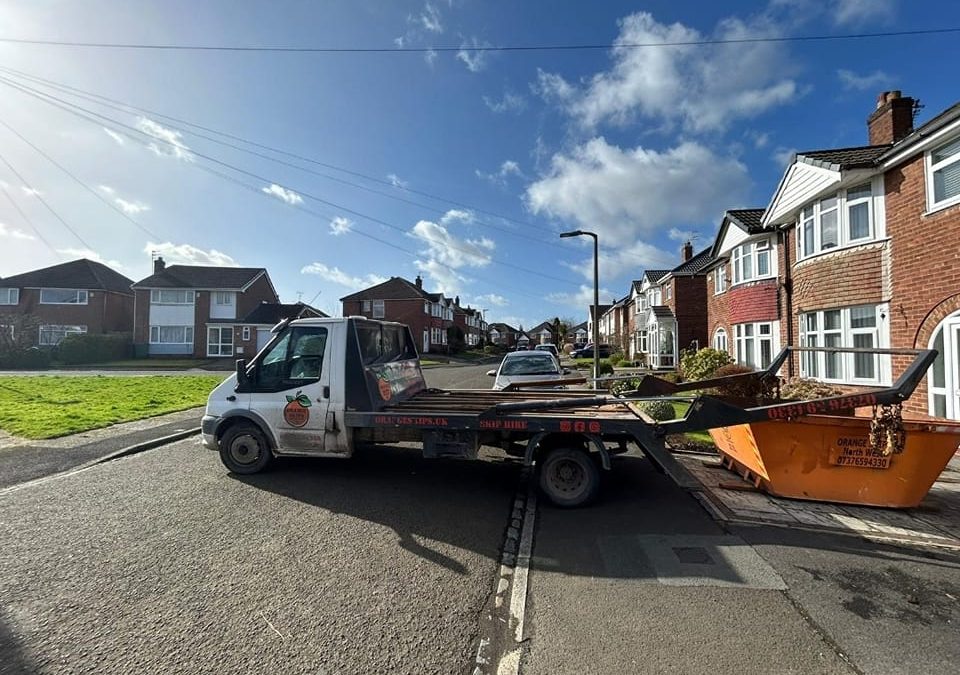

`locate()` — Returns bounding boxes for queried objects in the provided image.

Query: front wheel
[538,447,600,508]
[219,423,273,474]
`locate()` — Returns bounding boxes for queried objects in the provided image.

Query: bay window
[797,182,877,259]
[927,136,960,211]
[799,305,888,385]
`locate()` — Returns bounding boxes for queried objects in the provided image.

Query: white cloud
[473,293,508,307]
[97,184,115,195]
[419,3,443,33]
[114,198,150,215]
[440,209,474,225]
[387,173,409,189]
[837,68,894,91]
[748,131,770,149]
[136,117,194,161]
[329,216,353,236]
[261,183,303,205]
[21,186,41,197]
[103,128,125,145]
[772,146,797,168]
[668,227,700,243]
[144,241,238,267]
[561,239,677,285]
[424,48,439,67]
[833,0,896,25]
[483,92,526,114]
[526,137,749,241]
[456,38,490,73]
[545,284,620,310]
[409,213,496,294]
[540,12,798,133]
[300,262,388,290]
[476,160,525,186]
[0,222,35,240]
[58,248,127,271]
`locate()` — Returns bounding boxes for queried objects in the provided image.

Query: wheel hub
[230,434,261,465]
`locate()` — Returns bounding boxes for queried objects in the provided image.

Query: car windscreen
[501,355,559,376]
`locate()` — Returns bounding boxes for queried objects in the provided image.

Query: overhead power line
[0,180,61,258]
[1,27,959,52]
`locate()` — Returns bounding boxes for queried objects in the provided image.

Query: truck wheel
[219,423,272,474]
[538,447,600,508]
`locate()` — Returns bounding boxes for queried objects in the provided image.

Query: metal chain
[869,403,906,456]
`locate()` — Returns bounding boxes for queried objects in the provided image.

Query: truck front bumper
[201,415,220,450]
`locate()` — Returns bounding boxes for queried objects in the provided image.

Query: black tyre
[538,447,600,508]
[219,423,273,474]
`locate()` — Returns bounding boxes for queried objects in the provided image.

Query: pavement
[1,362,959,674]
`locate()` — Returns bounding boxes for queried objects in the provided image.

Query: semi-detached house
[132,257,279,358]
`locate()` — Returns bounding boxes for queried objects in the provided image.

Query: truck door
[247,325,331,454]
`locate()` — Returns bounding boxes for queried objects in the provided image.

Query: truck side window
[254,327,327,391]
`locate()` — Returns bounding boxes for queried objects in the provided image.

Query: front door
[248,325,330,453]
[423,329,429,355]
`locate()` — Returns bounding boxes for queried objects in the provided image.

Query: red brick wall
[193,291,211,358]
[343,297,449,352]
[133,290,150,344]
[791,245,885,313]
[668,276,708,351]
[884,153,960,417]
[102,291,134,333]
[237,274,279,316]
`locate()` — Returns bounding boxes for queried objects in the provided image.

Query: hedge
[56,333,132,365]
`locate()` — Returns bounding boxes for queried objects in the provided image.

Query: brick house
[234,301,327,356]
[761,91,960,420]
[131,257,279,358]
[453,303,485,348]
[568,322,588,347]
[587,304,611,344]
[705,209,785,371]
[340,275,458,354]
[487,322,519,348]
[0,258,134,346]
[528,321,557,346]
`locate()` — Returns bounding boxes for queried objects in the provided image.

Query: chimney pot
[415,274,422,289]
[153,256,166,274]
[681,241,693,262]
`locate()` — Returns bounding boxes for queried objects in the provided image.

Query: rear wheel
[538,447,600,507]
[219,423,272,474]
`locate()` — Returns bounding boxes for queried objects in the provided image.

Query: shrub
[611,377,643,395]
[636,399,676,421]
[56,333,132,365]
[608,351,624,364]
[659,371,682,383]
[710,363,765,398]
[483,345,499,355]
[780,378,845,401]
[680,347,734,381]
[597,360,614,376]
[0,347,51,369]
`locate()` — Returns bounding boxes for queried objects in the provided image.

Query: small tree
[446,325,466,354]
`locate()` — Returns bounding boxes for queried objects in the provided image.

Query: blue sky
[0,0,958,328]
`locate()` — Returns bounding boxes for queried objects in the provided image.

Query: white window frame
[926,135,960,213]
[207,325,234,357]
[734,322,777,370]
[361,300,372,313]
[38,324,87,346]
[714,266,727,294]
[731,238,776,286]
[665,284,672,301]
[150,289,195,305]
[796,181,880,260]
[242,326,251,341]
[149,325,194,344]
[713,327,728,353]
[0,288,19,305]
[39,288,88,305]
[372,299,385,319]
[798,304,890,385]
[214,292,233,305]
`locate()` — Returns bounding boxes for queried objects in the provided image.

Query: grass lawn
[0,375,225,439]
[670,401,715,445]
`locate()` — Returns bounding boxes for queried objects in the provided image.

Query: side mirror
[486,369,497,377]
[236,358,250,389]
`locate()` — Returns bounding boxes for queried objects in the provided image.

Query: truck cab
[202,316,424,473]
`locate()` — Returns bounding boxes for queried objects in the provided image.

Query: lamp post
[559,229,599,386]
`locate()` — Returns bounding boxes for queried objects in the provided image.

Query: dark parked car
[571,343,614,359]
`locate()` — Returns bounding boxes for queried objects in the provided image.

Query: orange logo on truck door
[283,391,312,427]
[377,374,393,401]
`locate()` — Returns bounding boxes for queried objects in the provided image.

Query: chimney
[153,256,166,274]
[681,241,693,262]
[867,91,915,145]
[454,295,460,306]
[415,274,422,290]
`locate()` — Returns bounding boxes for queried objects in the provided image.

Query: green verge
[670,401,715,445]
[0,375,226,439]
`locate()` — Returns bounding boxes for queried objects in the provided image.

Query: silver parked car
[487,350,567,390]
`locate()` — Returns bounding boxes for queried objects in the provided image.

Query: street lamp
[559,229,599,386]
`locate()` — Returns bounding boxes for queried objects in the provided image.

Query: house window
[665,284,672,301]
[734,322,775,369]
[799,305,888,385]
[39,324,87,346]
[0,288,18,305]
[424,301,429,314]
[214,292,233,305]
[150,289,195,305]
[714,266,727,294]
[40,288,88,305]
[207,326,234,357]
[713,327,728,353]
[150,325,194,344]
[242,326,251,341]
[372,299,385,319]
[361,300,372,313]
[731,239,775,285]
[928,136,960,211]
[637,330,648,353]
[797,183,876,259]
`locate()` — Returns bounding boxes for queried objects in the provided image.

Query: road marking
[509,481,537,644]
